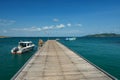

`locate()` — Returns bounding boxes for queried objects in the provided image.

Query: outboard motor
[13,47,19,52]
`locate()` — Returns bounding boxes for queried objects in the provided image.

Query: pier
[11,40,116,80]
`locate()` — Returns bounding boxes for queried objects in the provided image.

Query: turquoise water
[0,37,120,80]
[60,37,120,80]
[0,37,47,80]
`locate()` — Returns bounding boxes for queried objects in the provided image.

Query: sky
[0,0,120,37]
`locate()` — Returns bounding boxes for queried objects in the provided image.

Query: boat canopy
[19,41,33,47]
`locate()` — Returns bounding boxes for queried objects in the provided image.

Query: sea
[0,37,120,80]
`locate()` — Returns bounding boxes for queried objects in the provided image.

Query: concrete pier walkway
[12,40,116,80]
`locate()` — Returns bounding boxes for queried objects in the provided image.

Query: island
[0,36,8,38]
[84,33,120,37]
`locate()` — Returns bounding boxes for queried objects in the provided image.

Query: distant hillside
[0,36,8,38]
[84,33,120,37]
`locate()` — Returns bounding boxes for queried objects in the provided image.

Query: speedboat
[56,38,60,41]
[11,41,35,54]
[65,37,76,41]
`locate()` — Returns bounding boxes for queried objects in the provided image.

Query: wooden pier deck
[12,40,116,80]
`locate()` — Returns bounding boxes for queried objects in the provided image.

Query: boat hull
[11,46,34,54]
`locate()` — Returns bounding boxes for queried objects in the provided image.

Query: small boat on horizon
[11,41,35,54]
[65,37,76,41]
[56,38,60,41]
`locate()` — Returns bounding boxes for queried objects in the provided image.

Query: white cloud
[12,23,83,33]
[53,18,59,22]
[56,24,65,29]
[29,27,41,31]
[12,27,41,32]
[12,24,65,32]
[42,26,49,30]
[42,25,54,30]
[76,23,82,27]
[42,24,65,30]
[67,23,71,27]
[0,19,16,26]
[49,25,54,29]
[3,30,7,33]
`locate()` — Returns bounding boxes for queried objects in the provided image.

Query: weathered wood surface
[12,40,115,80]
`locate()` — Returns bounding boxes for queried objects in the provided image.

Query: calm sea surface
[0,37,120,80]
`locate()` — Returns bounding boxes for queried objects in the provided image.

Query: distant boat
[56,38,60,41]
[11,41,35,54]
[65,37,76,41]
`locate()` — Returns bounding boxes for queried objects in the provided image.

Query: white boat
[65,37,76,41]
[56,38,60,41]
[11,41,35,54]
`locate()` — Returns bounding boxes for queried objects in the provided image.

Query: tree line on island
[84,33,120,37]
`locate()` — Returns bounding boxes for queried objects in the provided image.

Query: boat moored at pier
[11,41,35,54]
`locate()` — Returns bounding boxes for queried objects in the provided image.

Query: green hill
[84,33,120,37]
[0,36,8,38]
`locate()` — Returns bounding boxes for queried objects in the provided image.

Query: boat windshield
[19,43,26,47]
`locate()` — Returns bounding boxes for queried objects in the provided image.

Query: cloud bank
[12,24,65,32]
[12,23,82,33]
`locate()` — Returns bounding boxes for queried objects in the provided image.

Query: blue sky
[0,0,120,37]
